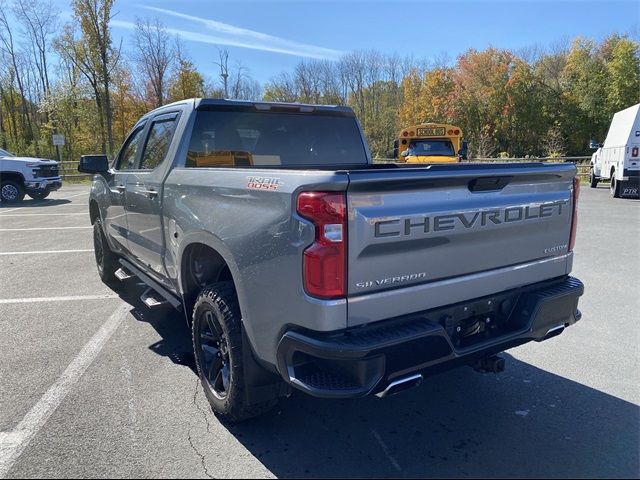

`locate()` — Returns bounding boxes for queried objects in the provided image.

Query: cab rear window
[186,110,367,168]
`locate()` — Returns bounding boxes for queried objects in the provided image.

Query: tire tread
[192,282,277,423]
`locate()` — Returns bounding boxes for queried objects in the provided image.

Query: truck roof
[603,103,640,147]
[134,98,356,128]
[195,98,355,116]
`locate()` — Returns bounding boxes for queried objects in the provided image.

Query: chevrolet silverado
[80,99,584,422]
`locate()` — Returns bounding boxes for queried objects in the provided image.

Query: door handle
[115,184,126,193]
[142,189,158,198]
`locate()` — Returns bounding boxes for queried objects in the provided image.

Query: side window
[139,116,178,171]
[116,126,145,171]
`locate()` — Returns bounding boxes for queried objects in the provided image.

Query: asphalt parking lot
[0,184,638,479]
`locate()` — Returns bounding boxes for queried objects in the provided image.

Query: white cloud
[122,5,345,60]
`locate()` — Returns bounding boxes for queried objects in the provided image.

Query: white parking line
[0,303,130,478]
[0,203,88,212]
[371,429,402,473]
[0,226,92,232]
[0,213,87,217]
[0,249,93,256]
[0,294,118,304]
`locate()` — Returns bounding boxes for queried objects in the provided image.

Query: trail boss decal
[247,176,283,191]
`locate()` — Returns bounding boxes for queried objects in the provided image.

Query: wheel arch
[89,199,101,225]
[0,171,26,184]
[177,234,245,327]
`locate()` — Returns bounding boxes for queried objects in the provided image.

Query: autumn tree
[263,72,299,102]
[70,0,119,157]
[133,17,173,108]
[215,48,230,98]
[542,125,568,158]
[0,1,34,148]
[168,41,204,102]
[55,23,108,154]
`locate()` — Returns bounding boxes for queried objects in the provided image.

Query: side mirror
[79,154,109,174]
[458,141,469,160]
[589,140,603,150]
[392,139,399,159]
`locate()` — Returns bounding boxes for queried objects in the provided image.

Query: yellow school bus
[394,123,467,163]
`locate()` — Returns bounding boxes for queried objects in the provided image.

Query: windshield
[405,139,455,157]
[0,148,14,157]
[187,110,368,167]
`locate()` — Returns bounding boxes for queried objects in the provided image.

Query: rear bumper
[619,171,639,197]
[276,276,583,398]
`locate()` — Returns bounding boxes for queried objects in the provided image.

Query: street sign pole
[55,144,62,175]
[52,134,65,177]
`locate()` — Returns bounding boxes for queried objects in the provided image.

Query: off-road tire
[0,179,25,203]
[28,189,51,200]
[192,282,278,423]
[93,218,119,283]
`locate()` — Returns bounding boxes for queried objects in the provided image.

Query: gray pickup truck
[80,99,584,422]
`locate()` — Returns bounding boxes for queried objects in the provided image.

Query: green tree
[605,37,640,114]
[561,38,608,152]
[168,58,205,102]
[72,0,118,157]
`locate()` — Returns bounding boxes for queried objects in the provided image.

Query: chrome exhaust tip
[375,373,423,398]
[539,324,566,342]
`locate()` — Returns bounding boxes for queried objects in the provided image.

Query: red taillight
[632,146,639,157]
[454,129,460,135]
[297,192,347,299]
[447,129,453,135]
[569,177,580,251]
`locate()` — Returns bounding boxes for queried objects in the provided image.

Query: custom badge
[247,176,283,191]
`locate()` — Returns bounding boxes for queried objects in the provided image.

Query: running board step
[140,287,170,309]
[118,258,182,309]
[114,267,135,281]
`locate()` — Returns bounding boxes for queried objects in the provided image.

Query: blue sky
[54,0,638,84]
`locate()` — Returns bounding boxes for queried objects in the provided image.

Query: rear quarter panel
[162,168,349,365]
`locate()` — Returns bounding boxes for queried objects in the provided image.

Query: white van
[589,103,640,197]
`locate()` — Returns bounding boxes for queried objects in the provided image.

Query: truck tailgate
[346,163,577,327]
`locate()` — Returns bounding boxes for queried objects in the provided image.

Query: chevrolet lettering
[374,200,569,238]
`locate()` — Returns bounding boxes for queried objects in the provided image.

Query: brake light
[632,146,639,157]
[569,177,580,251]
[297,192,347,299]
